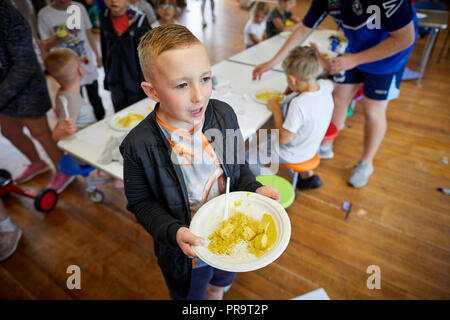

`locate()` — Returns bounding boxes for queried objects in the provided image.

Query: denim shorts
[186,260,236,300]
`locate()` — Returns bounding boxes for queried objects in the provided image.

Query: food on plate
[255,91,283,104]
[208,212,277,258]
[114,112,145,128]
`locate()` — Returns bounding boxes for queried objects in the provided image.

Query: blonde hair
[252,2,270,17]
[282,46,321,80]
[138,24,202,80]
[44,48,80,87]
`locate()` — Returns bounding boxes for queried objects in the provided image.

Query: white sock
[0,217,17,233]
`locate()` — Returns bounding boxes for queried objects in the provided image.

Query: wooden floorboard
[0,0,449,299]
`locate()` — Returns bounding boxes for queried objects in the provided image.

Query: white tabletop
[58,60,287,180]
[228,29,348,72]
[57,98,155,180]
[211,60,287,141]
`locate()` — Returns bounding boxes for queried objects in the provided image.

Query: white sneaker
[348,160,374,188]
[319,145,334,159]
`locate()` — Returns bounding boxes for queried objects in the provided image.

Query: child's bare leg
[20,116,64,173]
[0,114,45,166]
[206,284,224,300]
[321,83,361,149]
[300,170,313,179]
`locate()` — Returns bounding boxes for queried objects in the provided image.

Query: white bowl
[190,191,291,272]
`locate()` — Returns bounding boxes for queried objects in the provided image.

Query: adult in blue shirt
[253,0,418,188]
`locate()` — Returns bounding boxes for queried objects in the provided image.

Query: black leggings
[82,80,105,120]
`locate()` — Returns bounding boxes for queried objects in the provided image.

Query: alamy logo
[66,4,81,30]
[366,265,381,289]
[66,265,81,289]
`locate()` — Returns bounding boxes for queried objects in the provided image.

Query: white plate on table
[190,191,291,272]
[109,111,146,132]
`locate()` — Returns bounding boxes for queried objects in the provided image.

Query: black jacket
[120,99,262,299]
[99,8,150,94]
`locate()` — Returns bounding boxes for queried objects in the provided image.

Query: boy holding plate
[119,25,279,300]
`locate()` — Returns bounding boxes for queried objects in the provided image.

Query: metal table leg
[437,30,449,63]
[417,27,440,86]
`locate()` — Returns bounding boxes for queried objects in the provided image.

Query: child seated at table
[266,0,300,38]
[266,46,334,190]
[151,0,181,28]
[243,2,269,48]
[44,48,97,142]
[119,24,279,300]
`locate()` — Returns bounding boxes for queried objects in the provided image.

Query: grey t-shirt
[156,113,225,216]
[55,90,96,129]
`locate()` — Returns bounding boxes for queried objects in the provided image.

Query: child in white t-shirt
[244,2,269,48]
[266,46,334,190]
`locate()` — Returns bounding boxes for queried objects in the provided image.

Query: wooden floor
[1,0,449,299]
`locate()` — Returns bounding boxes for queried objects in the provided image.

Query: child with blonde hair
[244,2,270,48]
[265,46,334,189]
[44,48,96,142]
[120,24,279,300]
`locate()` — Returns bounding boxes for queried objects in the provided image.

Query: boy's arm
[249,33,261,45]
[310,42,331,74]
[272,17,295,32]
[267,99,293,145]
[121,145,187,249]
[86,29,102,68]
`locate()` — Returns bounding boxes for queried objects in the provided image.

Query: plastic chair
[283,153,321,189]
[322,122,338,141]
[256,175,295,209]
[58,154,112,203]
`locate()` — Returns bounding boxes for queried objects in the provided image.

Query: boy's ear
[141,81,160,102]
[287,74,298,88]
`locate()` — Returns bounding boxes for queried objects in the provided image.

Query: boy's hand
[63,118,77,135]
[176,227,206,259]
[256,186,280,202]
[253,60,275,80]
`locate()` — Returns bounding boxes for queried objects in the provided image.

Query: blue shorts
[186,261,236,300]
[333,67,405,101]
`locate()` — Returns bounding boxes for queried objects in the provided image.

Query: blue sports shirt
[303,0,418,74]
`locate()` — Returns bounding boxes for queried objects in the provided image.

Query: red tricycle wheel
[34,188,58,213]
